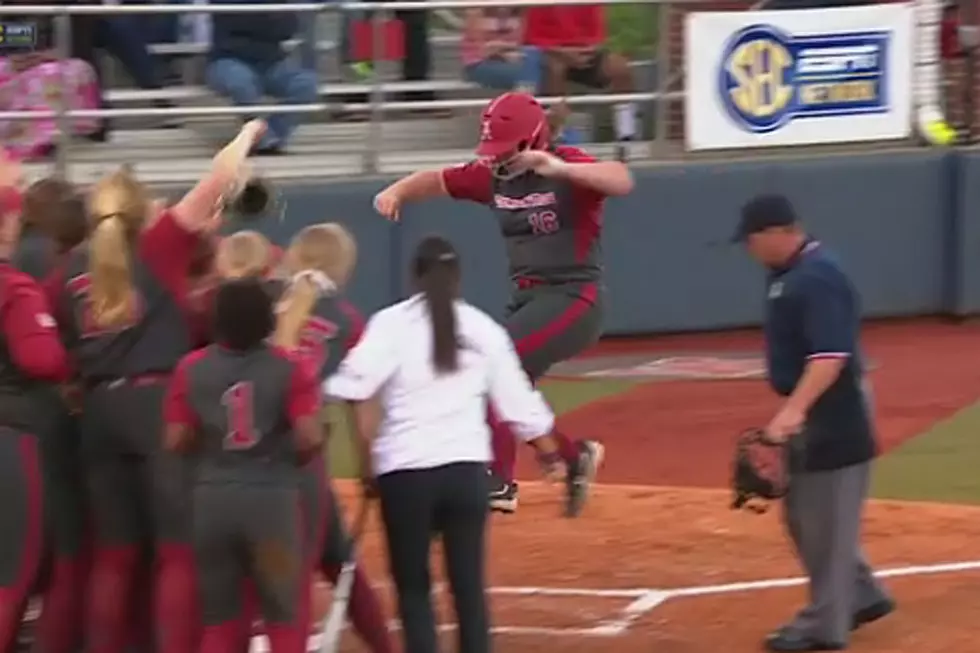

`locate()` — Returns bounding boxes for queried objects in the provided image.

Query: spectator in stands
[206,0,319,154]
[525,4,637,158]
[0,4,101,159]
[461,7,541,92]
[395,2,434,104]
[92,0,182,129]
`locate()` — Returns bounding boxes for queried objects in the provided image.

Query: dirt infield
[326,484,980,653]
[533,320,980,487]
[316,319,980,652]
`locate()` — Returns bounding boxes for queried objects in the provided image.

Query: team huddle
[0,90,634,653]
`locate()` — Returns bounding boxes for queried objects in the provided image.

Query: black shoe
[488,472,518,514]
[851,598,895,631]
[765,630,844,652]
[253,143,284,156]
[564,440,604,518]
[615,137,632,162]
[153,100,182,129]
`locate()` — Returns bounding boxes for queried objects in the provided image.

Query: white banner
[684,4,914,151]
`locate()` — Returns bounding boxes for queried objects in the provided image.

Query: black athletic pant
[378,462,489,653]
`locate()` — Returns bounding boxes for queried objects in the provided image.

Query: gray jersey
[441,145,605,285]
[173,344,318,485]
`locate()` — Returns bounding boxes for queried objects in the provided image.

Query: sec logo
[718,24,797,134]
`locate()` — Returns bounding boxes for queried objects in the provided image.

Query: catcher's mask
[731,428,788,513]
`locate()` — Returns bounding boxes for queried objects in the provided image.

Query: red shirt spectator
[523,5,605,48]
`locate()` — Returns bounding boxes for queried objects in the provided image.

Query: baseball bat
[318,496,372,653]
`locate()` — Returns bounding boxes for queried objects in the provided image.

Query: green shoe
[349,61,374,80]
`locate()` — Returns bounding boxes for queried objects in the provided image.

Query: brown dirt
[324,319,980,653]
[328,483,980,653]
[532,319,980,487]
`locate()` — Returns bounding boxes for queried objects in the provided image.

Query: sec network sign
[719,25,888,134]
[685,5,912,150]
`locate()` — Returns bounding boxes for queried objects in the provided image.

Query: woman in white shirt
[325,235,562,653]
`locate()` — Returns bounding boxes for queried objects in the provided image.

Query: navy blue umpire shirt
[738,199,876,473]
[764,240,876,472]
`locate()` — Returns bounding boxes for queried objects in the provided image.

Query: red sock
[0,588,29,653]
[551,429,580,466]
[321,564,392,653]
[33,556,86,653]
[126,566,154,653]
[265,568,311,653]
[200,621,243,653]
[155,543,199,653]
[487,405,517,482]
[86,546,140,653]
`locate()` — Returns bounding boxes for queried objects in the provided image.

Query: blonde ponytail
[215,230,272,280]
[86,165,151,329]
[276,222,358,350]
[89,217,137,328]
[273,275,320,349]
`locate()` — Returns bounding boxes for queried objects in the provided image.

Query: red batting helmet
[476,92,550,160]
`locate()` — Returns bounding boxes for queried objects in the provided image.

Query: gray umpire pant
[782,459,891,645]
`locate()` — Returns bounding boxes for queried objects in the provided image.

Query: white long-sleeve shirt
[324,294,554,476]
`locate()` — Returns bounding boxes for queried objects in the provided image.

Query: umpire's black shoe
[764,630,844,652]
[564,440,604,518]
[488,473,518,514]
[851,598,896,631]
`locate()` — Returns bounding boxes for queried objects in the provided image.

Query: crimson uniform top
[164,344,321,484]
[441,147,606,288]
[0,261,70,430]
[58,210,200,383]
[251,278,365,382]
[296,295,365,382]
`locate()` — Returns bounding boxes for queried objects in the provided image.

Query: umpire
[734,195,895,652]
[325,235,563,653]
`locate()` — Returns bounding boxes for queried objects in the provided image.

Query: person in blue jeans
[460,8,583,145]
[207,0,319,154]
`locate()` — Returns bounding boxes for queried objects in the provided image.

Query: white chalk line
[246,559,980,651]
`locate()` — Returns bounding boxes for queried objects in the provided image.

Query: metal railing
[0,1,669,176]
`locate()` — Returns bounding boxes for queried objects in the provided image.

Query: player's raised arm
[170,120,267,232]
[373,159,493,222]
[510,146,633,197]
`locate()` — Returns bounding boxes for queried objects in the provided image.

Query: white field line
[662,559,980,599]
[246,558,980,651]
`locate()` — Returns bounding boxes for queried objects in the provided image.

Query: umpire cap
[732,194,799,242]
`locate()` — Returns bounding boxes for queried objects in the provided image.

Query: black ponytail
[412,235,461,373]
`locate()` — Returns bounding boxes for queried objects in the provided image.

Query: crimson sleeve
[441,161,494,205]
[0,267,69,381]
[286,357,321,425]
[139,208,200,301]
[338,300,366,351]
[556,145,607,204]
[163,354,200,426]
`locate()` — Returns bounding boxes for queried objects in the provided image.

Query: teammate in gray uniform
[374,91,633,517]
[0,166,73,653]
[12,177,90,653]
[55,121,266,653]
[163,277,324,653]
[211,226,394,653]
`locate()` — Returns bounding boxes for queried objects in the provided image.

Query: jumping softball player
[326,235,564,653]
[0,164,74,653]
[374,91,633,517]
[163,277,325,653]
[210,227,394,653]
[55,121,266,653]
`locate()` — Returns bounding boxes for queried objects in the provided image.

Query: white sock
[614,103,636,140]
